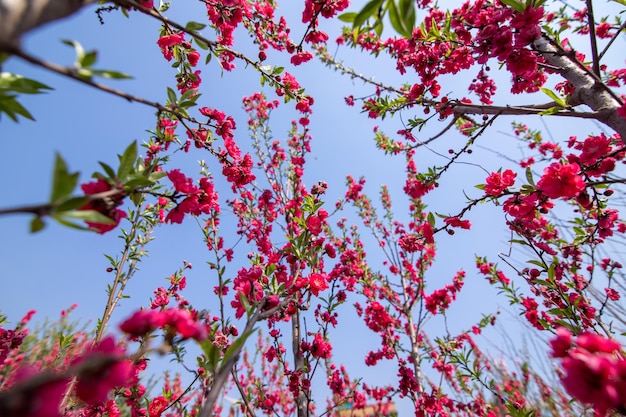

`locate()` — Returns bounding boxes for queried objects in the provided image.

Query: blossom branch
[6,46,181,115]
[533,36,626,139]
[0,188,122,217]
[116,0,305,101]
[598,21,626,61]
[198,299,289,417]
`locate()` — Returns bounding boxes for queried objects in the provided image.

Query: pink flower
[79,179,126,234]
[149,396,169,417]
[306,215,322,235]
[10,366,68,417]
[167,169,199,194]
[537,162,586,199]
[74,336,134,405]
[290,51,313,65]
[444,217,471,229]
[485,169,516,196]
[162,309,207,341]
[119,309,164,337]
[188,51,200,67]
[310,333,332,359]
[399,234,423,253]
[309,273,329,296]
[550,327,573,358]
[157,33,185,49]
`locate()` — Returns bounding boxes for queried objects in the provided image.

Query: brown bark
[0,0,96,49]
[534,36,626,139]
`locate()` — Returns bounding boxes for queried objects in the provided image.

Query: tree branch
[533,36,626,139]
[0,188,123,217]
[585,0,601,77]
[451,101,601,118]
[197,300,288,417]
[0,0,97,49]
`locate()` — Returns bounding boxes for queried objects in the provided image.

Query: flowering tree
[1,0,626,416]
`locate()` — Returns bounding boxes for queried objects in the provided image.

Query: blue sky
[1,0,624,413]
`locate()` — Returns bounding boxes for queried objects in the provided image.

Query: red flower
[119,309,164,337]
[167,169,199,194]
[149,396,169,417]
[188,51,200,67]
[485,169,516,196]
[310,333,332,359]
[74,336,134,405]
[162,309,207,341]
[10,366,68,417]
[306,215,322,235]
[537,162,585,199]
[399,234,423,253]
[309,273,329,296]
[444,217,471,229]
[80,179,126,234]
[290,51,313,66]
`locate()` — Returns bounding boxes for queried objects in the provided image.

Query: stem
[0,188,124,217]
[292,307,308,417]
[598,21,626,62]
[585,0,601,77]
[95,205,147,341]
[7,46,181,114]
[197,301,285,417]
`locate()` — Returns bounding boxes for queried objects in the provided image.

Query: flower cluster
[164,169,219,224]
[551,329,626,415]
[79,179,126,234]
[119,308,207,341]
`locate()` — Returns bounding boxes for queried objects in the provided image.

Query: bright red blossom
[536,162,586,199]
[485,169,516,196]
[73,336,134,405]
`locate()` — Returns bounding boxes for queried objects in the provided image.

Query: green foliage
[62,39,133,80]
[0,72,52,121]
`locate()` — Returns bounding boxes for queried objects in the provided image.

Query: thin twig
[585,0,601,77]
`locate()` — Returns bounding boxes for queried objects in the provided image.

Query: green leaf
[338,12,357,22]
[525,167,535,187]
[124,177,154,189]
[539,87,566,107]
[50,154,79,203]
[88,69,133,80]
[56,196,89,211]
[0,73,53,94]
[0,94,35,121]
[538,106,562,116]
[427,212,436,228]
[98,162,117,179]
[166,87,177,104]
[61,209,115,224]
[186,21,207,31]
[117,141,138,180]
[388,0,414,38]
[50,214,88,231]
[30,217,46,233]
[222,329,256,365]
[79,50,98,68]
[499,0,525,13]
[353,0,384,29]
[148,171,167,182]
[198,340,220,372]
[194,37,210,50]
